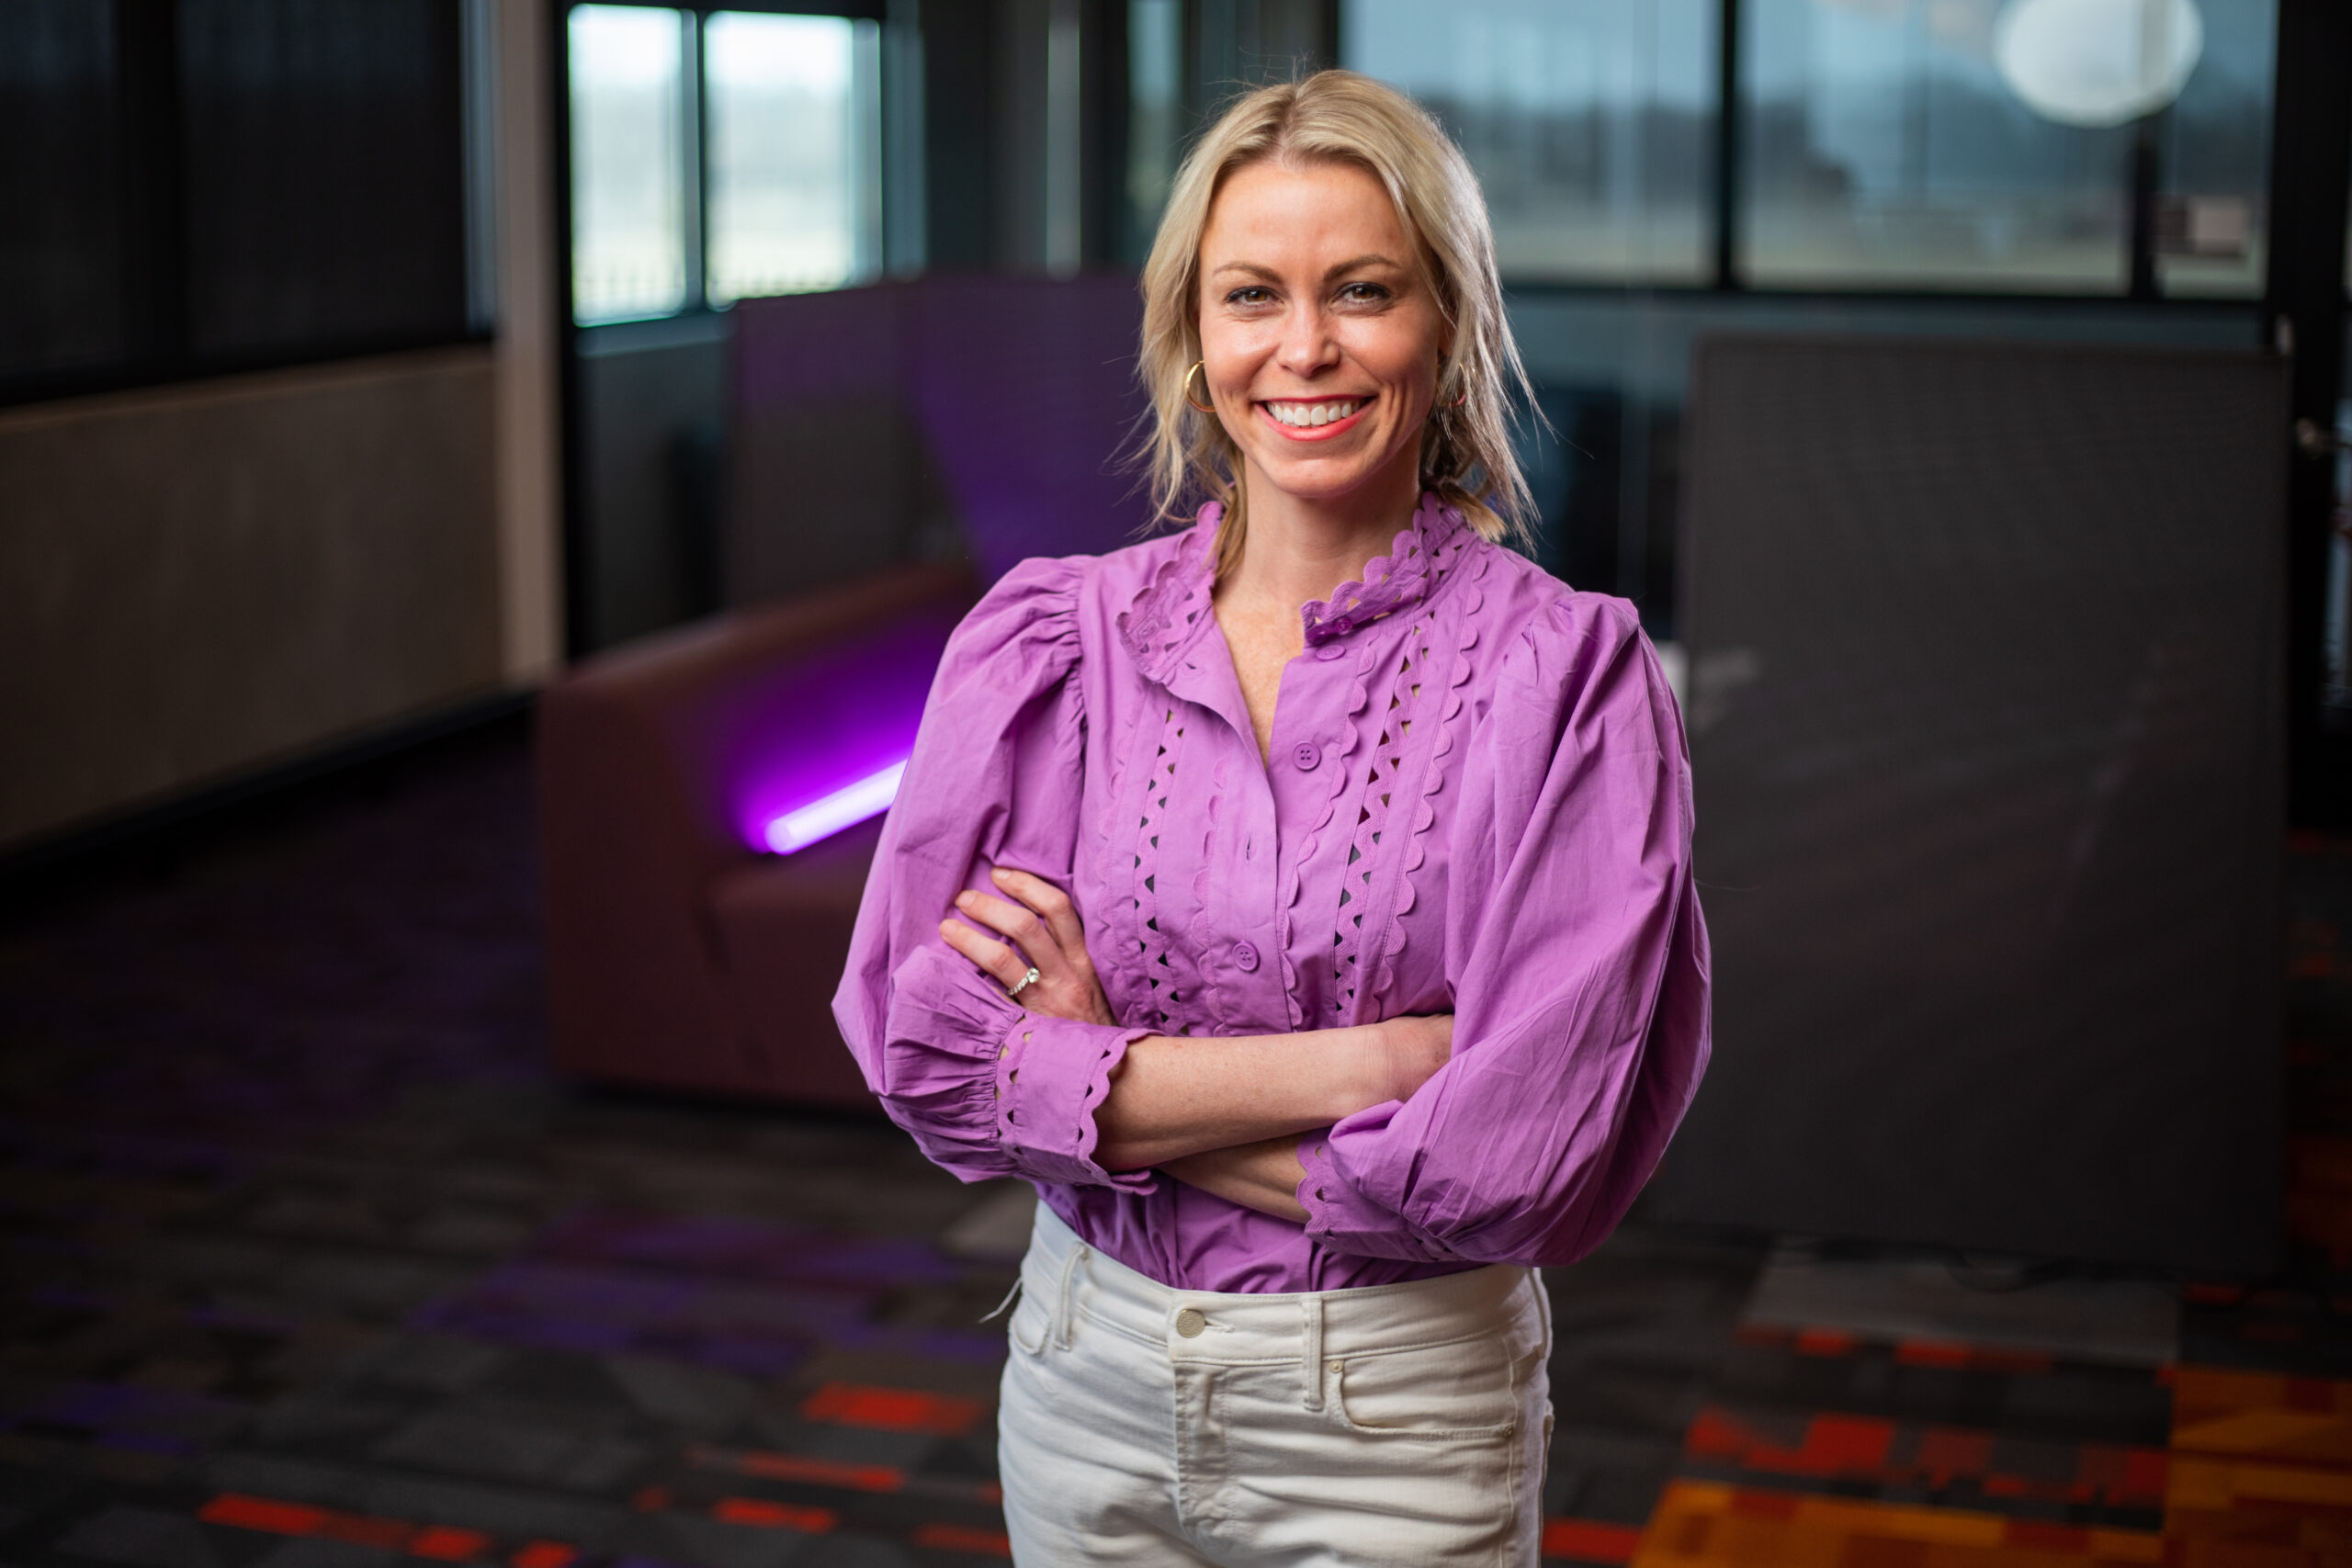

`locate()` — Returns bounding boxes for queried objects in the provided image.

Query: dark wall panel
[1648,335,2287,1274]
[0,348,502,851]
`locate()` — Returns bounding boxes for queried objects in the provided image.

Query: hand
[941,867,1117,1026]
[1374,1013,1454,1105]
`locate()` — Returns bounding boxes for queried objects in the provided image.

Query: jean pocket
[1006,1275,1051,1357]
[1331,1339,1521,1440]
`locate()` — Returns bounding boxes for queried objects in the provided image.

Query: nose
[1276,299,1339,378]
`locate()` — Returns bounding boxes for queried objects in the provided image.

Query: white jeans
[998,1205,1554,1567]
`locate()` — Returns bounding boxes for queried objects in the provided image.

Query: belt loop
[1300,1295,1326,1411]
[1054,1241,1087,1351]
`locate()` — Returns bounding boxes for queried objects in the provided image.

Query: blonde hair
[1137,70,1537,580]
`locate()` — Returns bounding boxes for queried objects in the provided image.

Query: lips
[1257,396,1374,442]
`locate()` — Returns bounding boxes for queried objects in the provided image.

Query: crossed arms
[940,866,1453,1223]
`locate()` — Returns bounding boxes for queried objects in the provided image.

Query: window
[0,2,127,379]
[2153,0,2274,298]
[706,12,878,304]
[1337,0,2275,299]
[1743,0,2272,296]
[182,0,470,353]
[569,6,688,322]
[1125,0,1182,265]
[566,4,882,327]
[1343,0,1718,285]
[1744,0,2134,292]
[0,0,476,399]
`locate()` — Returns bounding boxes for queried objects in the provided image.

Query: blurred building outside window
[2149,0,2273,296]
[569,4,880,328]
[571,6,688,322]
[707,11,880,306]
[1342,0,1718,285]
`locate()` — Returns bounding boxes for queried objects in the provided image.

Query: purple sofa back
[728,275,1161,594]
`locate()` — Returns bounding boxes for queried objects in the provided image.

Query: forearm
[1092,1025,1387,1170]
[1161,1134,1311,1223]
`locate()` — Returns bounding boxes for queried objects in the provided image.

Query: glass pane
[0,0,126,378]
[1343,0,1717,285]
[705,11,876,305]
[1125,0,1182,265]
[1745,0,2135,292]
[182,0,468,355]
[570,5,685,324]
[2154,0,2273,299]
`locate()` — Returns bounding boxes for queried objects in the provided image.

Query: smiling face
[1195,157,1449,522]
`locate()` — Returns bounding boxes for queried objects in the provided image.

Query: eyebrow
[1206,253,1408,283]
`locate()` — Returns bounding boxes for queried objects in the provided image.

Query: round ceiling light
[1994,0,2204,129]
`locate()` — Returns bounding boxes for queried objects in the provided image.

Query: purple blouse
[834,493,1711,1293]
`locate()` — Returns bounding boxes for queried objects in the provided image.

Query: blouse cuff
[999,1013,1160,1193]
[1295,1131,1469,1264]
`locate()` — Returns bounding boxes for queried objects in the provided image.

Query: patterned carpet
[0,719,2346,1567]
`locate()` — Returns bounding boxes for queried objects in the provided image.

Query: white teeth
[1270,399,1361,428]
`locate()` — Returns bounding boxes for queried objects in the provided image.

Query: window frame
[557,0,891,333]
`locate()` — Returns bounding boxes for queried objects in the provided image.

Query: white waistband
[1018,1202,1548,1411]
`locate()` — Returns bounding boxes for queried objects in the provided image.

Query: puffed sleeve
[832,558,1158,1192]
[1296,596,1710,1266]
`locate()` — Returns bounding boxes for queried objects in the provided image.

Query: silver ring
[1007,966,1041,998]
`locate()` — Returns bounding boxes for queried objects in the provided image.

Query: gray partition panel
[1645,336,2286,1274]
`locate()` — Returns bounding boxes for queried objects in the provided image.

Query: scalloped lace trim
[1277,638,1372,1026]
[1366,545,1492,1008]
[1069,1023,1156,1191]
[1130,706,1191,1034]
[998,1017,1157,1192]
[1116,504,1217,677]
[1327,616,1436,1021]
[1299,493,1460,644]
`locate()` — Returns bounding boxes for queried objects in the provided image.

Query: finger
[939,917,1035,992]
[991,868,1089,967]
[954,889,1060,971]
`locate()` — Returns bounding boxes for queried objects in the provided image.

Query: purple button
[1232,941,1260,973]
[1291,740,1321,771]
[1314,642,1347,661]
[1329,617,1354,636]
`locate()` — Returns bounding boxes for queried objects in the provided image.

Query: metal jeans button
[1174,1307,1207,1337]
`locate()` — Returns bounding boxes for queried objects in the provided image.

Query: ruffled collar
[1298,492,1465,646]
[1117,492,1470,679]
[1116,509,1219,680]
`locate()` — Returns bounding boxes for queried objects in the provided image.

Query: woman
[835,71,1709,1566]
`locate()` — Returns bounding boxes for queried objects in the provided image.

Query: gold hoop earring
[1182,360,1216,414]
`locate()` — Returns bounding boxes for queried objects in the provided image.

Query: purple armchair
[538,565,972,1105]
[539,275,1153,1104]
